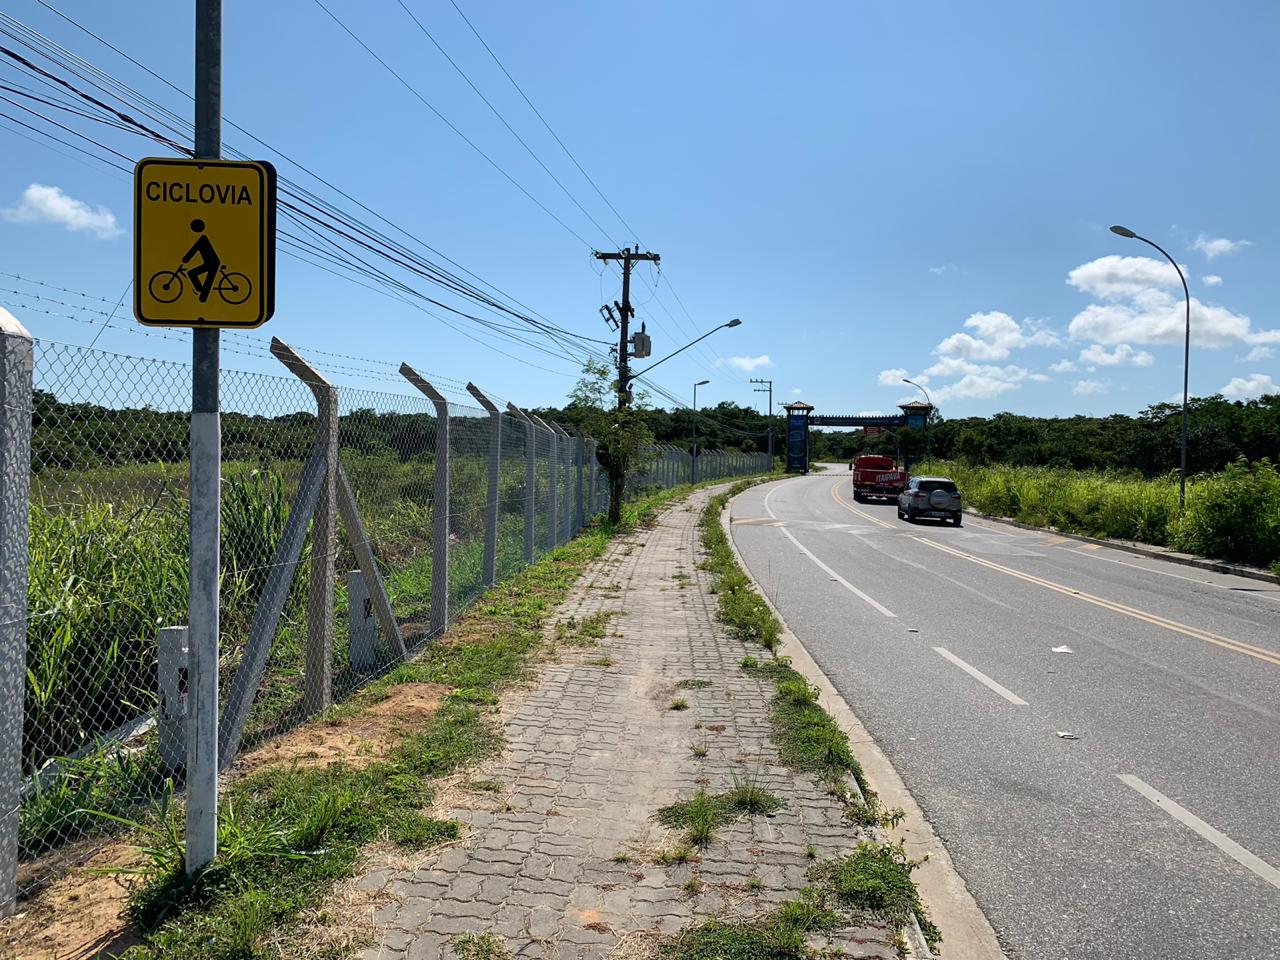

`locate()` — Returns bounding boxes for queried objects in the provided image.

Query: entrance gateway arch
[783,399,934,474]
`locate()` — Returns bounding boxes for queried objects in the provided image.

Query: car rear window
[917,480,958,493]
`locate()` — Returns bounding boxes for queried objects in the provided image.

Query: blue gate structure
[785,400,934,473]
[784,401,812,473]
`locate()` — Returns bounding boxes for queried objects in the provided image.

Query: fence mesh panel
[9,337,770,904]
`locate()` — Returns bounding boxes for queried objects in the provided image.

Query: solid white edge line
[1117,774,1280,891]
[760,477,897,618]
[780,527,898,618]
[931,646,1028,705]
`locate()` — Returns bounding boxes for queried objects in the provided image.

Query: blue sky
[1,0,1276,419]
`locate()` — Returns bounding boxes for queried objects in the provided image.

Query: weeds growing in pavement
[657,843,940,957]
[676,678,712,690]
[699,481,783,650]
[86,488,681,959]
[451,932,514,960]
[656,781,782,848]
[669,698,690,711]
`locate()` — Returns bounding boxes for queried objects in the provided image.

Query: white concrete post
[401,365,449,637]
[586,437,598,516]
[157,625,190,772]
[271,339,336,717]
[467,383,501,586]
[0,310,32,915]
[346,570,377,671]
[551,423,572,543]
[573,430,585,533]
[533,416,557,548]
[507,404,536,563]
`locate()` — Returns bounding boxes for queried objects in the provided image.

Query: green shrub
[1169,458,1280,567]
[917,458,1279,569]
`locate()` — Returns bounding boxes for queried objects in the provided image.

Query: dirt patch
[234,682,447,777]
[1,843,142,960]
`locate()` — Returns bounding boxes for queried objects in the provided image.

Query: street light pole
[692,379,709,484]
[902,378,933,462]
[1110,225,1191,509]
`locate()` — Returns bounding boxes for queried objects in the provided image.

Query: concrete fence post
[157,625,190,771]
[586,437,598,516]
[401,365,450,637]
[573,431,585,533]
[466,383,501,586]
[507,404,536,563]
[271,339,337,717]
[0,310,32,916]
[346,570,377,671]
[533,416,557,548]
[551,423,572,543]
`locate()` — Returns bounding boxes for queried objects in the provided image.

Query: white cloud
[1049,358,1078,373]
[1065,256,1278,348]
[1202,274,1223,287]
[727,354,772,372]
[1220,373,1278,400]
[856,409,884,416]
[1068,255,1184,300]
[934,311,1058,361]
[1193,235,1250,259]
[877,368,908,386]
[1028,373,1052,382]
[2,183,120,239]
[1240,346,1274,363]
[929,263,962,276]
[791,388,803,395]
[1078,343,1154,367]
[1073,379,1108,396]
[921,358,1032,402]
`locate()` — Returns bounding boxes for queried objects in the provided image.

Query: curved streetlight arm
[1113,226,1191,508]
[629,320,740,381]
[902,377,933,409]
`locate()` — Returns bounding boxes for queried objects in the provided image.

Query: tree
[564,360,655,524]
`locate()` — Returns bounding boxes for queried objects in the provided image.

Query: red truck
[850,454,908,502]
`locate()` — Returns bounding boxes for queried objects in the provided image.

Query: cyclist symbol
[148,218,252,306]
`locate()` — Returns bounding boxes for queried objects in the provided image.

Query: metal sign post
[186,0,221,875]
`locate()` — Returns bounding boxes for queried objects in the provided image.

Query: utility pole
[593,247,659,522]
[750,378,773,460]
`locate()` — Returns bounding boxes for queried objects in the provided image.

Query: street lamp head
[725,318,742,328]
[695,379,710,387]
[1110,224,1137,239]
[902,378,913,385]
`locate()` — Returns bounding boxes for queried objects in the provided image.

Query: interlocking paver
[358,488,897,959]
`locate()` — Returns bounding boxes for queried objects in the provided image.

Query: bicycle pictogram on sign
[147,218,253,306]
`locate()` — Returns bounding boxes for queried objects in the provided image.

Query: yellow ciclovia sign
[134,157,277,327]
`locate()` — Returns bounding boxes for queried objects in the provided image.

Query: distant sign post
[134,157,276,328]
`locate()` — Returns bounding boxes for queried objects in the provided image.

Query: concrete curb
[720,478,1009,960]
[964,509,1280,585]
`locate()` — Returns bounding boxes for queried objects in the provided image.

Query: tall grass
[919,457,1280,569]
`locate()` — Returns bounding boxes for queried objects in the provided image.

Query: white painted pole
[0,309,32,915]
[186,0,222,874]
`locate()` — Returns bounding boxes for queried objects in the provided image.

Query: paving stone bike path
[357,486,897,959]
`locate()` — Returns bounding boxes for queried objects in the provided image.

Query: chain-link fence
[0,322,770,910]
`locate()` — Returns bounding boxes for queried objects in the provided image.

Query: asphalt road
[730,472,1280,960]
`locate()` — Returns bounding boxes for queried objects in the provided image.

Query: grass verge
[689,477,938,952]
[95,482,715,959]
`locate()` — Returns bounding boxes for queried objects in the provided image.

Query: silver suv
[898,476,963,526]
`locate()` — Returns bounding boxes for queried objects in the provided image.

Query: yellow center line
[912,536,1280,668]
[829,479,896,528]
